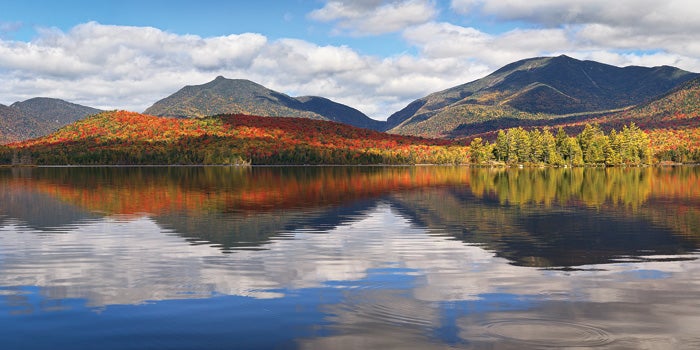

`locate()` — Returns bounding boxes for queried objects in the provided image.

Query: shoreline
[2,163,697,169]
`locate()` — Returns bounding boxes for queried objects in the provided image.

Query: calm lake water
[1,166,699,349]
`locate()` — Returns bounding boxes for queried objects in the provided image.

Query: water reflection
[1,166,699,263]
[1,166,700,348]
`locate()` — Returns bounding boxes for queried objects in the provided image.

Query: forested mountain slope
[387,55,698,138]
[144,76,383,130]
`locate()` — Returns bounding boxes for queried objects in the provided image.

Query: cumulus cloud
[2,8,700,122]
[375,1,700,87]
[403,22,573,66]
[405,0,700,73]
[0,21,491,119]
[450,0,700,59]
[0,22,272,111]
[309,0,437,35]
[452,0,700,32]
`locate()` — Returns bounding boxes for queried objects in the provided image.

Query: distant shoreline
[2,163,697,169]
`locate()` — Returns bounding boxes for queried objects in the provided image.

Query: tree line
[0,111,471,166]
[0,117,677,167]
[469,123,653,166]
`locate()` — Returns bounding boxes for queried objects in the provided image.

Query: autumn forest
[0,109,692,167]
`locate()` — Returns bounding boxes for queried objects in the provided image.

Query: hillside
[2,111,465,165]
[144,76,383,130]
[388,55,698,138]
[459,76,700,163]
[0,104,34,144]
[0,98,102,144]
[576,76,700,160]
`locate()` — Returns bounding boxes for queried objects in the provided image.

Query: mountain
[11,97,102,127]
[387,55,699,138]
[447,76,700,163]
[144,76,383,130]
[0,104,31,144]
[144,77,320,120]
[0,98,102,144]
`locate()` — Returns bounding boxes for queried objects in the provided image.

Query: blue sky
[1,0,431,56]
[3,1,310,40]
[1,0,699,119]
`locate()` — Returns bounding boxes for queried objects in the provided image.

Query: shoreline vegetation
[1,164,698,169]
[468,122,655,167]
[0,111,697,167]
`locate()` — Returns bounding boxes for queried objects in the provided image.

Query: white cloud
[0,21,494,120]
[403,22,572,67]
[449,0,700,62]
[451,0,700,31]
[2,11,700,123]
[3,199,700,345]
[309,0,437,35]
[403,22,491,58]
[189,34,268,70]
[255,39,368,78]
[403,16,700,75]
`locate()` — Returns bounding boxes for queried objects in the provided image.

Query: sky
[1,0,700,120]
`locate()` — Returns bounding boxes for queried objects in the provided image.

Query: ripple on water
[480,318,613,347]
[330,291,436,329]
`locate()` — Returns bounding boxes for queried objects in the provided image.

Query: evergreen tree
[542,128,564,166]
[562,137,584,166]
[511,127,531,163]
[555,127,568,158]
[578,123,598,156]
[628,122,652,165]
[529,128,544,163]
[586,133,609,165]
[494,130,509,162]
[616,123,652,165]
[606,129,623,165]
[469,138,493,164]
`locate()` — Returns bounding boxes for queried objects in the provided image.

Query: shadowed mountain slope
[387,55,698,138]
[0,98,101,144]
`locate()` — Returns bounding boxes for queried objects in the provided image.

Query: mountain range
[0,98,102,144]
[141,56,699,140]
[1,55,699,146]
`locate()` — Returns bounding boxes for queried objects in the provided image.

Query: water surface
[1,166,699,349]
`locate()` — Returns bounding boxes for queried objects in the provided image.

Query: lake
[1,166,699,349]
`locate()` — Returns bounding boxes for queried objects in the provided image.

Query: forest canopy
[0,111,681,166]
[469,123,654,166]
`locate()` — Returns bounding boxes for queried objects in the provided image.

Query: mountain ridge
[4,72,700,165]
[0,97,102,144]
[144,76,383,130]
[387,55,699,138]
[2,55,699,147]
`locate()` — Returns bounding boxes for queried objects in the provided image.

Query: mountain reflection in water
[2,166,697,263]
[0,166,699,349]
